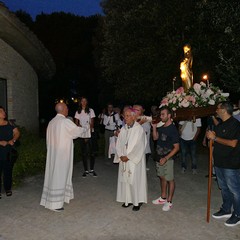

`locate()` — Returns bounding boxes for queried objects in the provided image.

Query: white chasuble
[116,122,147,206]
[40,114,87,210]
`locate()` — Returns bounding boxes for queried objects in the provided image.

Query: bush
[12,128,105,185]
[13,127,46,185]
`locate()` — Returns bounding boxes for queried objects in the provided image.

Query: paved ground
[0,147,239,240]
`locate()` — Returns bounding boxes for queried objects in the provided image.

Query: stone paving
[0,148,239,240]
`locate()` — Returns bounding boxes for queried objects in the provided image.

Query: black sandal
[0,193,2,199]
[6,191,12,197]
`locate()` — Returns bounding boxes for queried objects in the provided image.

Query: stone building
[0,3,55,131]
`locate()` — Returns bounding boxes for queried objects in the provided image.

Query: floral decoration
[160,82,229,111]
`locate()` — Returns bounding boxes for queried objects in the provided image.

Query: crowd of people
[39,100,240,227]
[1,98,240,227]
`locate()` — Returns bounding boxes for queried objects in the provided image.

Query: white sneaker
[162,202,173,211]
[152,196,167,205]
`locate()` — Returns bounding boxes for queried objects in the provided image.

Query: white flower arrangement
[160,82,229,110]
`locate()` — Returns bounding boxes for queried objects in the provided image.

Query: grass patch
[13,128,46,185]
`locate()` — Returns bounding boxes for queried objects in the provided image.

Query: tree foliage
[100,0,240,105]
[15,10,34,29]
[14,11,103,117]
[199,1,240,93]
[101,0,197,104]
[13,0,240,113]
[30,13,102,117]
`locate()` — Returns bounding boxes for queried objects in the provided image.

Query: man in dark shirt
[207,101,240,227]
[151,106,179,211]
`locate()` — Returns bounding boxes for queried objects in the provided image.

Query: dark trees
[30,13,102,117]
[100,0,240,105]
[100,0,198,104]
[14,0,240,115]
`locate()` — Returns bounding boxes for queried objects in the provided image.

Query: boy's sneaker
[152,196,166,205]
[82,171,89,178]
[225,214,240,227]
[89,170,98,177]
[212,209,232,219]
[162,202,173,211]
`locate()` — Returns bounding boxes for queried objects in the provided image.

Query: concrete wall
[0,38,39,131]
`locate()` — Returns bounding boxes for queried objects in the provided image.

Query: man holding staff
[207,101,240,227]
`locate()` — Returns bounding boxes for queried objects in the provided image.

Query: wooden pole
[207,139,213,222]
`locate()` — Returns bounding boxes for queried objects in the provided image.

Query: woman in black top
[0,106,20,198]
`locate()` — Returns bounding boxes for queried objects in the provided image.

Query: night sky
[2,0,103,19]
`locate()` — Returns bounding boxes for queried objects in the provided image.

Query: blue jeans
[215,167,240,216]
[180,138,197,169]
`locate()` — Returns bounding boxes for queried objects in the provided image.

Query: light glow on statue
[180,44,193,92]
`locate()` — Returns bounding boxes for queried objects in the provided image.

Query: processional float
[160,44,229,223]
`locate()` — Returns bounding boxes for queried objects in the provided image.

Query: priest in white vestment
[115,108,147,211]
[40,103,88,212]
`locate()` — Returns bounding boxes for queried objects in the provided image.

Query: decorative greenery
[160,82,229,110]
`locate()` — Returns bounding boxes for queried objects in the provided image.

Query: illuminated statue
[180,44,193,92]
